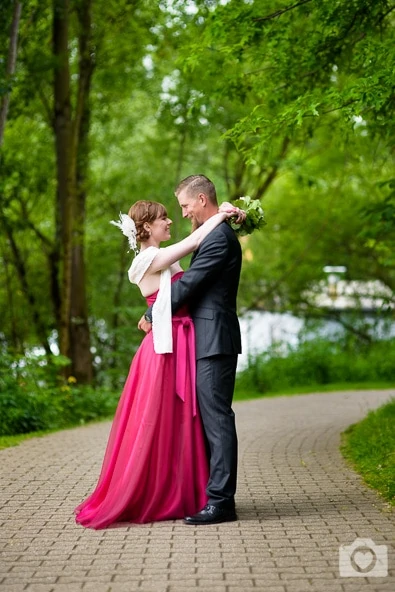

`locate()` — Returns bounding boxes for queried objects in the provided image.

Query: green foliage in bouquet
[229,196,267,236]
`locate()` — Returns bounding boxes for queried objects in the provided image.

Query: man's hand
[219,202,246,225]
[232,207,246,224]
[138,315,152,333]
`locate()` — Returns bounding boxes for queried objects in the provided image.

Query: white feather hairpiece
[110,212,139,254]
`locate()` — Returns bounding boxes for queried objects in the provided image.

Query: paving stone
[24,586,57,592]
[0,390,394,592]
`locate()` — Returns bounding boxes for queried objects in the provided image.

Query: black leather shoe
[183,504,237,525]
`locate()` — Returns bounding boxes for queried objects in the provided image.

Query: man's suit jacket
[170,221,242,360]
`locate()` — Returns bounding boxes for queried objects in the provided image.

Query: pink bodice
[146,271,189,317]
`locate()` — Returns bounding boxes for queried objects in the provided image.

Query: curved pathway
[0,389,394,592]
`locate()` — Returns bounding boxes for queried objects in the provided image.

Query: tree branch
[254,0,315,22]
[24,216,54,252]
[254,136,290,199]
[259,182,344,301]
[37,82,54,128]
[308,309,373,344]
[376,5,395,25]
[0,211,52,354]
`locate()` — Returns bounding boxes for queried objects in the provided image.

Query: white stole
[128,247,172,354]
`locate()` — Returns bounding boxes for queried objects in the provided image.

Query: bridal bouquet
[228,195,267,236]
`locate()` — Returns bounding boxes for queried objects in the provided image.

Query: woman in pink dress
[74,199,241,529]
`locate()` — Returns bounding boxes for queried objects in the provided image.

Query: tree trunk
[111,246,128,365]
[0,1,22,148]
[53,0,74,368]
[1,241,22,352]
[53,0,94,382]
[69,0,95,383]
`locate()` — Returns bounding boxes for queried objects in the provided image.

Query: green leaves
[1,0,394,381]
[229,195,267,236]
[359,190,395,269]
[181,0,395,161]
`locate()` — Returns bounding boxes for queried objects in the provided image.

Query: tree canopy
[1,0,394,382]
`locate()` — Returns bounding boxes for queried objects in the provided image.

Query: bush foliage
[1,336,394,437]
[0,352,119,436]
[236,338,395,394]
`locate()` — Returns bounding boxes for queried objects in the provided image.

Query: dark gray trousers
[196,354,238,508]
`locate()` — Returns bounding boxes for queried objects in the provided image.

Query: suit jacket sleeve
[144,224,229,320]
[169,226,229,313]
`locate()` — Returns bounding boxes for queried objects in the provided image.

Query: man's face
[177,189,204,231]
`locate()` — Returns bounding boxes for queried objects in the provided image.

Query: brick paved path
[1,390,394,592]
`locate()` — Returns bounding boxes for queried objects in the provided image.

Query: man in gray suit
[142,175,243,524]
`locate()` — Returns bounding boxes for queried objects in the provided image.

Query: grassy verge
[0,415,114,451]
[0,429,57,450]
[234,381,394,401]
[341,398,395,506]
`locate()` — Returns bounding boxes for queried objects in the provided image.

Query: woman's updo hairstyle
[128,200,168,243]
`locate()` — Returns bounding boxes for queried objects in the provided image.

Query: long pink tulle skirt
[75,285,208,529]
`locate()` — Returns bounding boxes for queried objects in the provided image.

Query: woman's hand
[138,315,152,333]
[218,202,246,224]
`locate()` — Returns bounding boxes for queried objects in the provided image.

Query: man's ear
[198,192,208,207]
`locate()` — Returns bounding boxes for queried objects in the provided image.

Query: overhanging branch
[254,0,315,22]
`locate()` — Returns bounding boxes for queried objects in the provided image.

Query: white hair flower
[110,213,139,254]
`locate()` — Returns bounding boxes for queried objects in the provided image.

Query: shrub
[236,337,395,394]
[0,352,119,436]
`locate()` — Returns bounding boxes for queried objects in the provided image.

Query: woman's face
[148,214,172,243]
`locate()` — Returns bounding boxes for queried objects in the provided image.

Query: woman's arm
[147,210,232,274]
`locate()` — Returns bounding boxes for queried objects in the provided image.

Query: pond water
[238,310,395,371]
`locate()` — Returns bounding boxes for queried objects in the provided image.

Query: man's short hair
[175,175,218,205]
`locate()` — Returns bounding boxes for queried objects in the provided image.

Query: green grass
[0,429,56,450]
[0,415,114,451]
[341,398,395,506]
[234,381,394,401]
